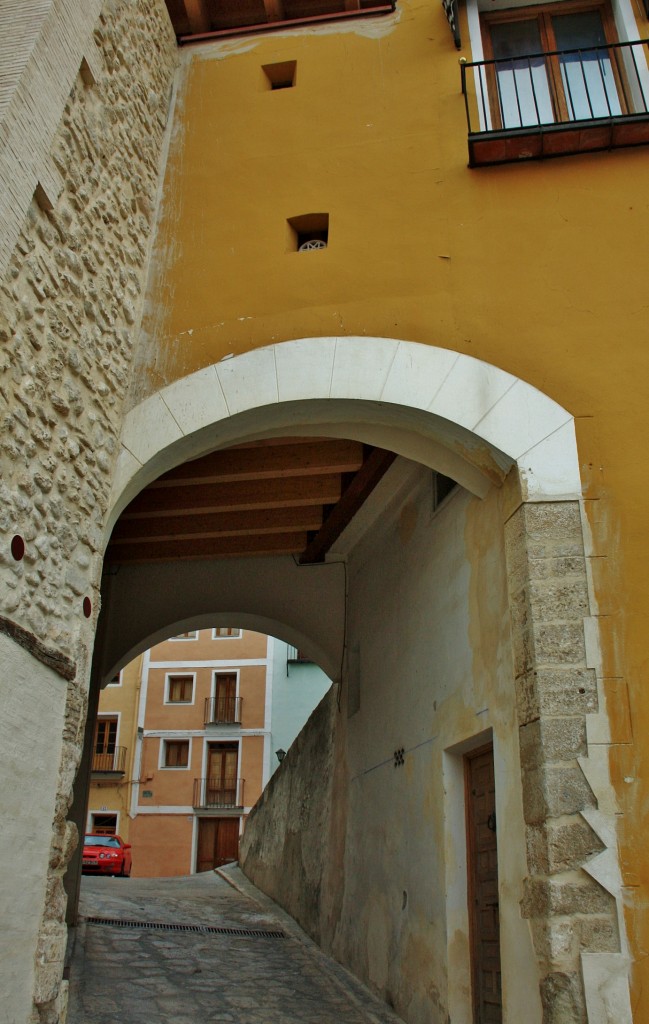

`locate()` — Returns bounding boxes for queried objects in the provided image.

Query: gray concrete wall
[241,686,339,944]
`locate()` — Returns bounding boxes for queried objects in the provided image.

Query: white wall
[269,641,332,772]
[0,635,67,1023]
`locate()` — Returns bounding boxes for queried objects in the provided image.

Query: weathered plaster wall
[242,469,627,1024]
[0,1,177,1019]
[243,473,539,1024]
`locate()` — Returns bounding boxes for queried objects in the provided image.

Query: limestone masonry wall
[0,2,177,1020]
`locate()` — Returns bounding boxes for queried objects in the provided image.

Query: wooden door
[196,818,240,872]
[207,743,238,806]
[466,745,502,1023]
[215,673,237,722]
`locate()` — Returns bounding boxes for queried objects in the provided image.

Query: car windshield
[84,835,120,847]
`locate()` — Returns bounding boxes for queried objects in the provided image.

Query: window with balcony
[212,627,242,638]
[92,719,126,773]
[166,674,194,704]
[193,743,242,808]
[462,0,649,164]
[205,673,241,725]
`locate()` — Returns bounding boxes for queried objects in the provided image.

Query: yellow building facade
[3,1,649,1022]
[136,10,649,1018]
[86,655,142,844]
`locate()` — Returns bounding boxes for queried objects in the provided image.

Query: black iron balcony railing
[91,747,127,773]
[204,696,242,726]
[193,777,244,809]
[461,38,649,165]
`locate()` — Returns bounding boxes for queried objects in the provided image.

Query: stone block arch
[110,337,581,534]
[97,336,630,1023]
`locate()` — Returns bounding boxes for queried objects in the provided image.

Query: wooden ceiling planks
[105,437,396,565]
[164,0,395,41]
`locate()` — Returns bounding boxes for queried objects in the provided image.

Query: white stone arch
[99,335,582,684]
[110,336,581,538]
[93,337,634,1024]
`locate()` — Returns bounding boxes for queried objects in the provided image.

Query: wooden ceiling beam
[345,0,361,9]
[105,532,308,565]
[110,506,324,544]
[183,0,211,33]
[121,474,343,519]
[153,439,364,487]
[263,0,284,20]
[300,447,397,564]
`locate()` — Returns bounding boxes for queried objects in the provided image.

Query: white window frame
[465,0,649,131]
[106,670,122,687]
[95,711,121,747]
[201,736,242,780]
[164,671,196,706]
[86,810,120,835]
[211,668,241,700]
[160,736,193,770]
[169,630,198,641]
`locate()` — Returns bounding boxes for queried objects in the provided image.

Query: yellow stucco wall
[136,0,649,1010]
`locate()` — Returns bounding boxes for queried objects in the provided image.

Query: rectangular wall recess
[287,213,329,251]
[263,61,297,90]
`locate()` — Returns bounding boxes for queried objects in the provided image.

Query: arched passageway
[62,338,630,1024]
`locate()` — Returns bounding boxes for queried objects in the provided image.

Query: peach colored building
[89,628,329,876]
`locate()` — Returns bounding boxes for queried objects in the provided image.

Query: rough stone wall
[240,687,339,945]
[0,2,177,1020]
[504,501,621,1024]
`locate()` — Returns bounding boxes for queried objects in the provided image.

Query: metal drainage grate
[83,916,285,939]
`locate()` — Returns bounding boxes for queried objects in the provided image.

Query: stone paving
[67,865,405,1024]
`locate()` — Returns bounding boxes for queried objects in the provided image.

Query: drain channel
[83,916,285,939]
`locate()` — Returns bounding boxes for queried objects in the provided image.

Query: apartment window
[95,717,117,755]
[481,1,624,129]
[163,740,190,768]
[212,627,242,638]
[107,671,122,686]
[462,0,649,165]
[166,674,194,703]
[170,630,197,640]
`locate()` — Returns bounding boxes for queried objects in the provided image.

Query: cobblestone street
[67,866,405,1024]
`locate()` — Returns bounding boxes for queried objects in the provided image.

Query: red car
[82,834,132,877]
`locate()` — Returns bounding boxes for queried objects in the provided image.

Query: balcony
[204,696,242,726]
[91,747,127,775]
[193,777,244,809]
[461,39,649,166]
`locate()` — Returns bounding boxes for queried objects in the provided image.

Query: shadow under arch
[97,573,341,684]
